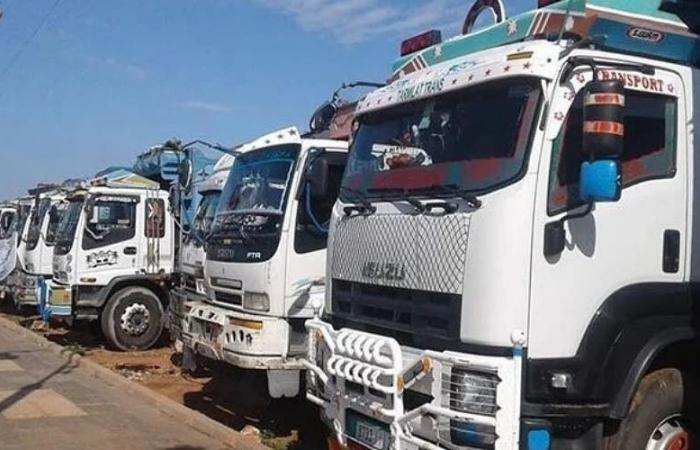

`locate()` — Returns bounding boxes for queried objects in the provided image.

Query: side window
[82,198,137,250]
[145,198,165,239]
[294,152,347,254]
[45,203,66,246]
[548,89,677,214]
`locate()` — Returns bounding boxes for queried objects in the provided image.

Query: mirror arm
[559,202,593,226]
[560,56,656,86]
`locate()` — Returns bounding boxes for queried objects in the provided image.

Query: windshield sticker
[398,78,446,103]
[598,70,671,94]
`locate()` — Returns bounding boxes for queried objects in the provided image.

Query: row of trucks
[2,0,700,448]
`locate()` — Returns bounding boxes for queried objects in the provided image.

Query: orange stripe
[585,93,625,107]
[584,121,624,136]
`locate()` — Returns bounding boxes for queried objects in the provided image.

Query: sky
[0,0,532,200]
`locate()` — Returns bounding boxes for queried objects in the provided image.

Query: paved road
[0,322,231,450]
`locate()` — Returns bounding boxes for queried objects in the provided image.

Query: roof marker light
[400,30,442,57]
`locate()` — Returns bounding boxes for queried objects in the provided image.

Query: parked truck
[169,153,235,349]
[181,121,352,398]
[304,0,700,449]
[0,204,18,294]
[46,141,221,350]
[2,197,34,305]
[13,186,67,310]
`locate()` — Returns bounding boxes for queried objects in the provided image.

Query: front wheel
[101,287,164,351]
[604,368,695,450]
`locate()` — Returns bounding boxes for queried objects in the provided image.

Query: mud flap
[268,370,300,398]
[182,346,198,373]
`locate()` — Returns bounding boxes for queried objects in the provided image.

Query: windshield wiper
[430,184,483,209]
[340,187,376,216]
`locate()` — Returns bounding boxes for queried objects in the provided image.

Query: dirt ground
[0,303,325,450]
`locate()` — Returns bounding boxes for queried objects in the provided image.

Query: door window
[82,197,137,250]
[294,152,347,254]
[548,89,677,215]
[145,198,166,239]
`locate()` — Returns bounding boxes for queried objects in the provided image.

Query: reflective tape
[585,92,626,107]
[583,121,625,136]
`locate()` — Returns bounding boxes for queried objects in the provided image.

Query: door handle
[124,247,137,255]
[663,230,680,274]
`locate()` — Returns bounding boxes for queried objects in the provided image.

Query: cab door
[286,149,348,319]
[529,64,688,365]
[80,195,140,285]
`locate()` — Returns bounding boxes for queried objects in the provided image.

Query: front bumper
[182,301,305,370]
[305,318,525,450]
[168,286,207,343]
[12,272,38,307]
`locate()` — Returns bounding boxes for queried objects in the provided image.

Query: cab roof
[391,0,699,83]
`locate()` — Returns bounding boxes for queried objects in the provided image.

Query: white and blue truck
[305,0,700,449]
[46,142,219,350]
[168,153,234,350]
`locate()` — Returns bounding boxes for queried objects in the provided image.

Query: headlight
[25,263,35,273]
[243,292,270,312]
[448,368,499,416]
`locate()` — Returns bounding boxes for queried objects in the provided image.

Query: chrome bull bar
[305,318,523,450]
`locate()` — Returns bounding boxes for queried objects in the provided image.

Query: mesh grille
[330,213,470,295]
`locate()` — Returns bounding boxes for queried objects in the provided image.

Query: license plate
[348,412,391,450]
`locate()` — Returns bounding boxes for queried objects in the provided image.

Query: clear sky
[0,0,532,200]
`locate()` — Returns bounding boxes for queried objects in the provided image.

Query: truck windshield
[216,144,299,220]
[26,198,51,251]
[189,191,221,245]
[45,202,68,246]
[54,198,84,255]
[341,78,542,201]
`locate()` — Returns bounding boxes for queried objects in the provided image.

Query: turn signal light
[400,30,441,56]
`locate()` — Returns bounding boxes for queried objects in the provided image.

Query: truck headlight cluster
[448,368,499,416]
[243,292,270,312]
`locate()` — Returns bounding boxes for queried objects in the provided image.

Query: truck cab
[305,1,700,449]
[14,191,66,309]
[49,171,175,350]
[169,154,234,348]
[182,127,348,398]
[5,198,34,305]
[0,206,18,298]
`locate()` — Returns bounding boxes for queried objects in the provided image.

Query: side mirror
[309,102,338,134]
[580,79,625,203]
[307,157,329,198]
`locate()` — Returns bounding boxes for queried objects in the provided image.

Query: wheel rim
[646,415,690,450]
[120,303,151,336]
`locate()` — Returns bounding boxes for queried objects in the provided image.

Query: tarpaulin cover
[0,231,17,282]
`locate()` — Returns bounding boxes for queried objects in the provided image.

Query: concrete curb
[0,315,267,450]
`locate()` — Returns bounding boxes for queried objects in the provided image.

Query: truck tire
[604,368,695,450]
[101,287,164,351]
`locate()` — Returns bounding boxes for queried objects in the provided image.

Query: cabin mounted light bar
[400,30,442,57]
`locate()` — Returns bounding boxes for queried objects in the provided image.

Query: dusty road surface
[0,317,242,450]
[0,305,324,450]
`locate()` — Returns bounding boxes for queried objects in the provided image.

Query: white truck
[48,170,175,350]
[304,0,700,449]
[3,197,33,305]
[169,154,234,348]
[0,205,18,295]
[182,126,349,398]
[14,188,67,310]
